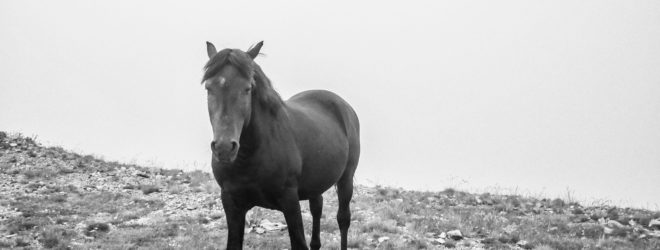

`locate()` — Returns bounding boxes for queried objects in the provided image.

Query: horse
[201,41,360,250]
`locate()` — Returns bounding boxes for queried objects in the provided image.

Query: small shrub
[508,196,522,207]
[407,237,428,249]
[48,194,68,203]
[0,239,12,248]
[140,185,160,195]
[579,224,604,239]
[7,217,44,234]
[14,238,30,247]
[85,222,110,237]
[444,239,456,248]
[609,227,628,238]
[550,198,566,212]
[360,219,399,234]
[443,188,457,197]
[167,184,186,194]
[187,170,212,188]
[632,213,652,226]
[346,237,365,249]
[38,228,74,249]
[23,169,43,179]
[202,181,221,194]
[607,207,620,220]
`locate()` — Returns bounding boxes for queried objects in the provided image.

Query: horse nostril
[211,141,217,151]
[230,141,239,152]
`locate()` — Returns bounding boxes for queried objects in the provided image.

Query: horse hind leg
[337,113,359,250]
[309,195,323,250]
[335,165,356,250]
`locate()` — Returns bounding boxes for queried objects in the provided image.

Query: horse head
[202,41,263,163]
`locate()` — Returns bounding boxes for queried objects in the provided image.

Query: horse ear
[206,41,217,58]
[246,41,264,59]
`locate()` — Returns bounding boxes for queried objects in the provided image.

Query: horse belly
[297,134,349,199]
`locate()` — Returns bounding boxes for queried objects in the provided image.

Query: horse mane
[202,49,284,115]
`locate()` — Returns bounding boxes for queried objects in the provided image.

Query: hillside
[1,132,659,250]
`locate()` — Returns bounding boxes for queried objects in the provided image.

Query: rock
[446,230,463,240]
[377,236,389,243]
[481,238,496,244]
[649,219,660,230]
[517,240,533,249]
[433,238,445,244]
[607,220,625,228]
[255,227,265,234]
[9,143,17,147]
[439,232,447,239]
[259,219,287,231]
[648,230,660,238]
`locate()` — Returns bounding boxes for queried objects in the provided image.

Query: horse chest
[214,161,299,209]
[220,178,291,209]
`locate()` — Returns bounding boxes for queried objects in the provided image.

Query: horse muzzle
[211,139,240,162]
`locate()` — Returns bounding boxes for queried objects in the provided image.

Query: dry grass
[1,132,659,249]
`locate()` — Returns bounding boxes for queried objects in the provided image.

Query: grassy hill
[1,131,659,249]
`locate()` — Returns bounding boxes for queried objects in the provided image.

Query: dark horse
[202,41,360,250]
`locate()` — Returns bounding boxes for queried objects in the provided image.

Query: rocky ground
[1,131,659,249]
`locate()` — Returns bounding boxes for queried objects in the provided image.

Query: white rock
[446,230,463,240]
[260,219,287,231]
[603,227,614,235]
[517,240,529,247]
[439,232,447,239]
[434,238,445,244]
[607,220,624,228]
[9,143,17,147]
[649,219,660,229]
[648,230,660,238]
[377,236,390,243]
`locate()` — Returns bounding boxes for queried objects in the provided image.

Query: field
[1,132,659,250]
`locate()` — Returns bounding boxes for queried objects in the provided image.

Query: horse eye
[245,87,252,93]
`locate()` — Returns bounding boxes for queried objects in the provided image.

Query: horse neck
[240,67,287,151]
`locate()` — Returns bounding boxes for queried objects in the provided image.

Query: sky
[1,1,659,208]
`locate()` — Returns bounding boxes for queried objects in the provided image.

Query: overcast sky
[1,1,659,208]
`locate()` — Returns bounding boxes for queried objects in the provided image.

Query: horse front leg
[279,188,309,250]
[222,192,248,250]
